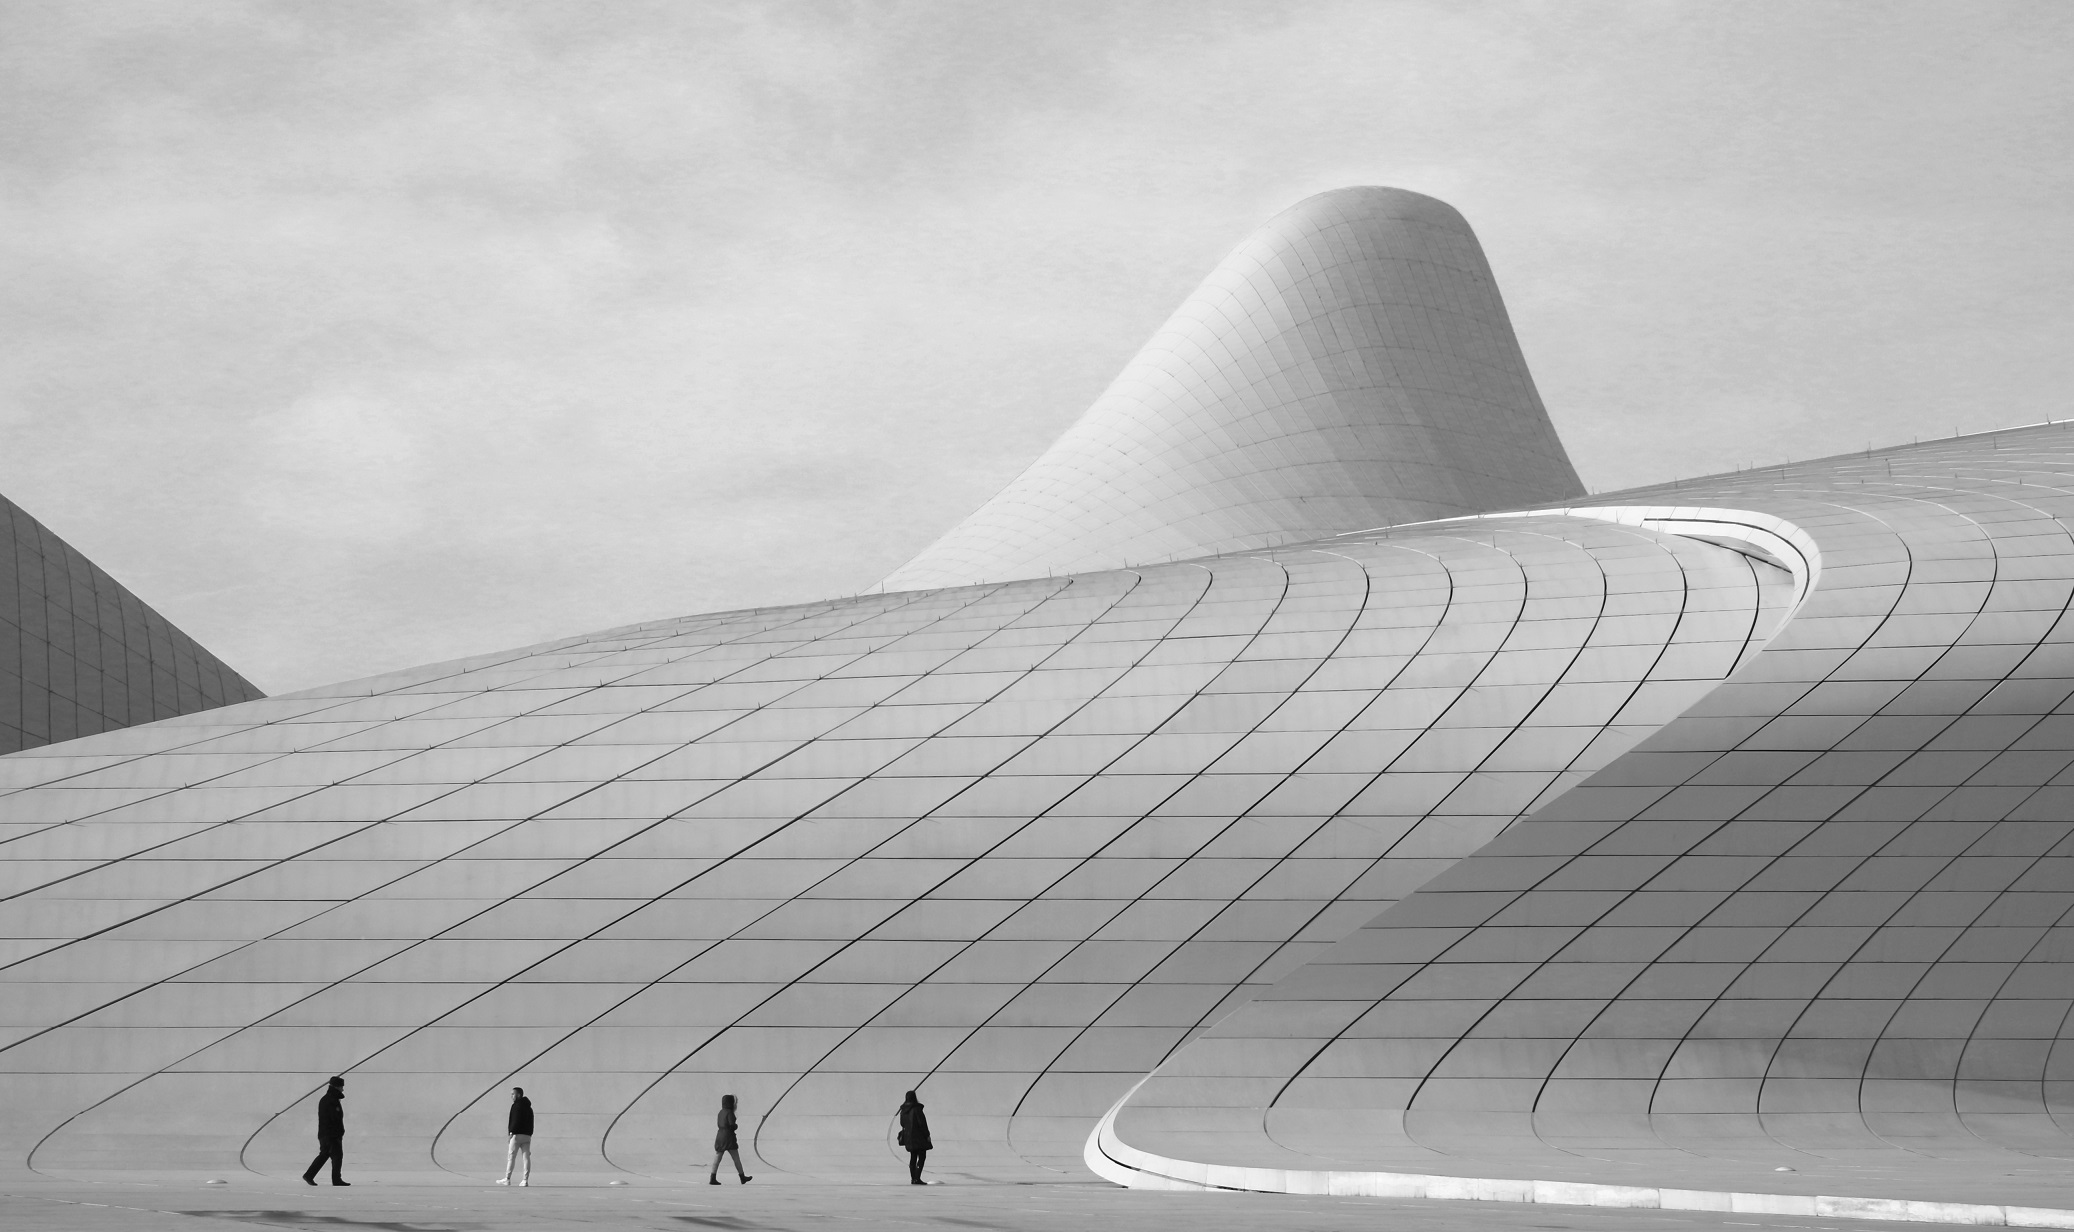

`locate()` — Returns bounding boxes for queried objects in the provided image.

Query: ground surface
[0,1176,2006,1232]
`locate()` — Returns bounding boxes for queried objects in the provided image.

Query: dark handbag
[897,1128,908,1146]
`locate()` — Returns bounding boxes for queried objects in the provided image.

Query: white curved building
[9,189,2074,1221]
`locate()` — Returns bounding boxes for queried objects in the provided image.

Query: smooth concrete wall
[881,187,1584,592]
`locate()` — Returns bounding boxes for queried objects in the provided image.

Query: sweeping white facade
[9,190,2074,1217]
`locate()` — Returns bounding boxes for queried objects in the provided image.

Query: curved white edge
[1497,505,1821,616]
[1340,504,1822,619]
[1085,1108,2074,1226]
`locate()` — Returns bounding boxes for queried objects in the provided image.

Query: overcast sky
[4,1,2071,694]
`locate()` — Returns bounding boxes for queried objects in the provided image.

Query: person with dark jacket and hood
[708,1094,752,1185]
[497,1087,533,1186]
[301,1076,349,1186]
[896,1090,931,1185]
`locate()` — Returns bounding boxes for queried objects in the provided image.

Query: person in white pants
[497,1087,533,1186]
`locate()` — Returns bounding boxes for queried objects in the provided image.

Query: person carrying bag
[896,1090,931,1186]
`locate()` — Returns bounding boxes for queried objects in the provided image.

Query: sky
[3,1,2071,694]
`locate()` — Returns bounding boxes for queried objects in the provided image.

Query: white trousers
[504,1133,532,1184]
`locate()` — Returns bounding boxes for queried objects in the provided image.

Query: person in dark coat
[708,1093,751,1185]
[896,1090,931,1185]
[301,1076,349,1186]
[498,1086,533,1186]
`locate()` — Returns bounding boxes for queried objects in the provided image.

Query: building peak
[880,187,1583,590]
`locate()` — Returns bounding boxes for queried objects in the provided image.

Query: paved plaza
[0,1176,2001,1232]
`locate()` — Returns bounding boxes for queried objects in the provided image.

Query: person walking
[301,1076,349,1186]
[896,1090,931,1185]
[708,1094,752,1185]
[496,1087,533,1186]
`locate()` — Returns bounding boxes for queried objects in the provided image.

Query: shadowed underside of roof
[1094,425,2074,1211]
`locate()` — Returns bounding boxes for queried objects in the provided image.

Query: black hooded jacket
[316,1087,344,1140]
[508,1095,533,1136]
[897,1098,931,1152]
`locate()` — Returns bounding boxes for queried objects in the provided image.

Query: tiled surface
[1104,424,2074,1198]
[881,187,1585,592]
[0,516,1781,1182]
[0,494,264,754]
[14,182,2074,1216]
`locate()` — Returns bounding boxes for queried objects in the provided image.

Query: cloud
[245,386,428,543]
[2,1,2071,690]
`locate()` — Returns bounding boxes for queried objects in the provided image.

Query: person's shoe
[708,1178,721,1185]
[332,1180,351,1186]
[911,1179,926,1185]
[519,1181,528,1187]
[739,1175,752,1185]
[302,1176,316,1186]
[496,1178,508,1185]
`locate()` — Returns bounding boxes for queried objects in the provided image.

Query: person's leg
[728,1147,751,1182]
[709,1151,724,1183]
[307,1140,345,1185]
[910,1150,926,1184]
[516,1135,531,1185]
[501,1134,517,1183]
